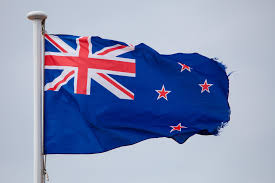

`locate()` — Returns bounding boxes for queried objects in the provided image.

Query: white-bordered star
[155,85,171,100]
[178,62,191,72]
[170,123,187,133]
[199,79,213,93]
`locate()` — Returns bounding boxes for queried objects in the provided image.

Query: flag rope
[43,155,49,182]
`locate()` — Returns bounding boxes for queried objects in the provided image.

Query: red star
[155,85,171,100]
[199,79,213,93]
[178,62,191,72]
[170,123,187,133]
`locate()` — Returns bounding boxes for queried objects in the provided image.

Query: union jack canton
[45,34,135,100]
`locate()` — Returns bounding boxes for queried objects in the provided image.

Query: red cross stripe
[44,34,136,100]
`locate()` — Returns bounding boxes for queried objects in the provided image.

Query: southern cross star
[199,79,213,93]
[170,123,187,133]
[155,85,171,100]
[178,62,191,72]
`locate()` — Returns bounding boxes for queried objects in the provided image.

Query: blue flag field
[44,34,230,154]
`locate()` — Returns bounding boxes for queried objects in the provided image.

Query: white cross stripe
[88,68,135,77]
[88,54,135,63]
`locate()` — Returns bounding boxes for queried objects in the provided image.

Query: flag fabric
[44,34,230,154]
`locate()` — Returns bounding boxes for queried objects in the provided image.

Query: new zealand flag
[44,34,230,154]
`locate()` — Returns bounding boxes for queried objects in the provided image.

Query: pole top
[27,11,47,20]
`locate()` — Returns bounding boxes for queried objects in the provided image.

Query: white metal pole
[27,11,47,183]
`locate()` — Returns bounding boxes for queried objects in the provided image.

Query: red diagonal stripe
[45,34,68,53]
[48,70,75,91]
[97,73,134,100]
[97,45,127,55]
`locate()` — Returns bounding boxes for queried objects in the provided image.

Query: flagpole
[27,11,47,183]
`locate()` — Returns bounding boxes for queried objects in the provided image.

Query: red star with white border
[178,62,191,72]
[170,123,187,133]
[155,85,171,100]
[199,79,213,93]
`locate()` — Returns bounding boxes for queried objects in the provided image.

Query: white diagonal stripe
[89,72,133,100]
[47,35,76,53]
[44,68,75,91]
[93,44,121,55]
[103,46,135,57]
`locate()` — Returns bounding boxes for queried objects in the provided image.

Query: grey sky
[0,0,274,182]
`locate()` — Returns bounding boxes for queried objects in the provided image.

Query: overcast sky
[0,0,274,182]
